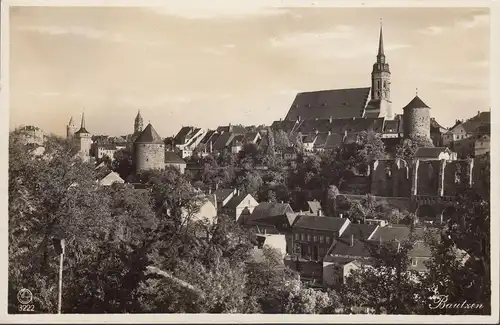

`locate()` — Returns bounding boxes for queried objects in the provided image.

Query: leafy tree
[112,147,134,181]
[395,136,434,161]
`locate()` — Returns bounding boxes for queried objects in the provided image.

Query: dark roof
[164,151,186,164]
[327,238,374,258]
[98,144,117,150]
[200,130,216,144]
[224,193,252,210]
[414,147,450,159]
[213,132,235,151]
[214,188,236,204]
[134,123,163,144]
[343,133,358,144]
[174,126,193,144]
[324,133,344,149]
[383,120,400,134]
[430,118,446,133]
[74,127,90,135]
[370,226,427,242]
[271,120,301,134]
[340,223,378,240]
[231,134,245,146]
[248,202,294,223]
[244,132,260,143]
[475,123,490,135]
[313,133,329,148]
[363,110,381,118]
[285,87,371,121]
[292,215,348,232]
[402,95,430,110]
[303,134,317,143]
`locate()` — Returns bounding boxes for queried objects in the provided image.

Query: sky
[8,5,490,137]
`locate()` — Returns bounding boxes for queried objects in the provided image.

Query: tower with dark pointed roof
[133,123,165,172]
[66,116,77,139]
[74,112,92,162]
[370,20,392,119]
[402,93,431,140]
[134,110,143,134]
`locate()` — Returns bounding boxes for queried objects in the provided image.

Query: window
[295,233,299,240]
[320,236,324,243]
[313,235,318,242]
[307,234,311,241]
[412,258,418,266]
[326,237,331,244]
[301,234,305,241]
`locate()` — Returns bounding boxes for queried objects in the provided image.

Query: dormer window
[412,258,418,267]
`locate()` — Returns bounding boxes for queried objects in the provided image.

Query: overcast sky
[9,6,490,137]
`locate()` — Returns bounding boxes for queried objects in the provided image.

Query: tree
[395,136,434,161]
[341,232,424,314]
[345,131,386,175]
[112,147,134,181]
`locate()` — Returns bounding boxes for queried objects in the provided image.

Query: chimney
[350,234,354,247]
[317,209,322,217]
[236,188,240,196]
[298,116,301,122]
[329,116,333,123]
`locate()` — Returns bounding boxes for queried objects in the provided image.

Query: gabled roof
[414,147,450,159]
[224,193,253,210]
[214,188,236,204]
[402,95,430,110]
[313,133,329,148]
[327,238,375,258]
[164,151,186,164]
[247,202,294,223]
[134,123,164,144]
[303,134,317,144]
[200,130,216,144]
[324,133,344,149]
[212,132,235,151]
[340,224,378,240]
[369,225,428,242]
[285,87,371,121]
[292,215,348,232]
[174,126,193,144]
[271,120,300,134]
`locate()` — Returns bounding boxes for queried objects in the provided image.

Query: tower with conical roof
[371,20,393,119]
[134,110,143,134]
[66,116,77,139]
[402,91,431,140]
[133,123,165,172]
[74,112,92,162]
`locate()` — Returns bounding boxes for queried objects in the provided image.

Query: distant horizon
[9,6,490,137]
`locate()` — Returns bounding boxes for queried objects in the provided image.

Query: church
[284,23,393,122]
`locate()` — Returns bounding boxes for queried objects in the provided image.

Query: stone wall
[370,159,411,197]
[443,160,471,196]
[416,160,440,196]
[134,143,165,172]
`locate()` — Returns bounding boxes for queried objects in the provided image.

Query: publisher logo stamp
[17,289,32,305]
[16,289,35,312]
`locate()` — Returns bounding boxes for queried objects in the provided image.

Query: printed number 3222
[18,305,35,312]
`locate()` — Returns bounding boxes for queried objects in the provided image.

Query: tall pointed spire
[81,112,86,129]
[377,18,385,61]
[68,116,74,125]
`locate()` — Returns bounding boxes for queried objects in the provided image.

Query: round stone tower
[133,123,165,173]
[402,94,431,140]
[66,116,77,139]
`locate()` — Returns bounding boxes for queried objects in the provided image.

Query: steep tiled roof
[214,188,236,204]
[402,96,430,110]
[134,123,164,144]
[200,130,216,144]
[369,226,427,242]
[247,202,294,223]
[303,134,317,144]
[244,132,260,143]
[313,133,329,148]
[174,126,193,144]
[343,133,358,144]
[324,133,344,149]
[164,151,186,164]
[225,193,252,210]
[271,120,301,134]
[292,215,348,232]
[285,87,370,121]
[340,224,378,240]
[327,238,375,258]
[212,132,235,151]
[414,147,450,159]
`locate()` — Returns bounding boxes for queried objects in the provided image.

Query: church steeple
[370,19,392,119]
[134,109,144,134]
[377,20,385,63]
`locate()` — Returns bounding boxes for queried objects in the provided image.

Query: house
[230,134,245,154]
[213,188,237,209]
[222,192,259,222]
[414,147,455,161]
[98,171,125,186]
[164,151,187,174]
[96,144,126,160]
[283,147,297,161]
[182,194,218,224]
[18,125,46,146]
[303,134,317,152]
[243,202,295,233]
[173,126,206,158]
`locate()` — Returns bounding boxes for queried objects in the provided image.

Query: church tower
[74,112,92,162]
[66,116,77,139]
[371,21,393,119]
[134,110,143,134]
